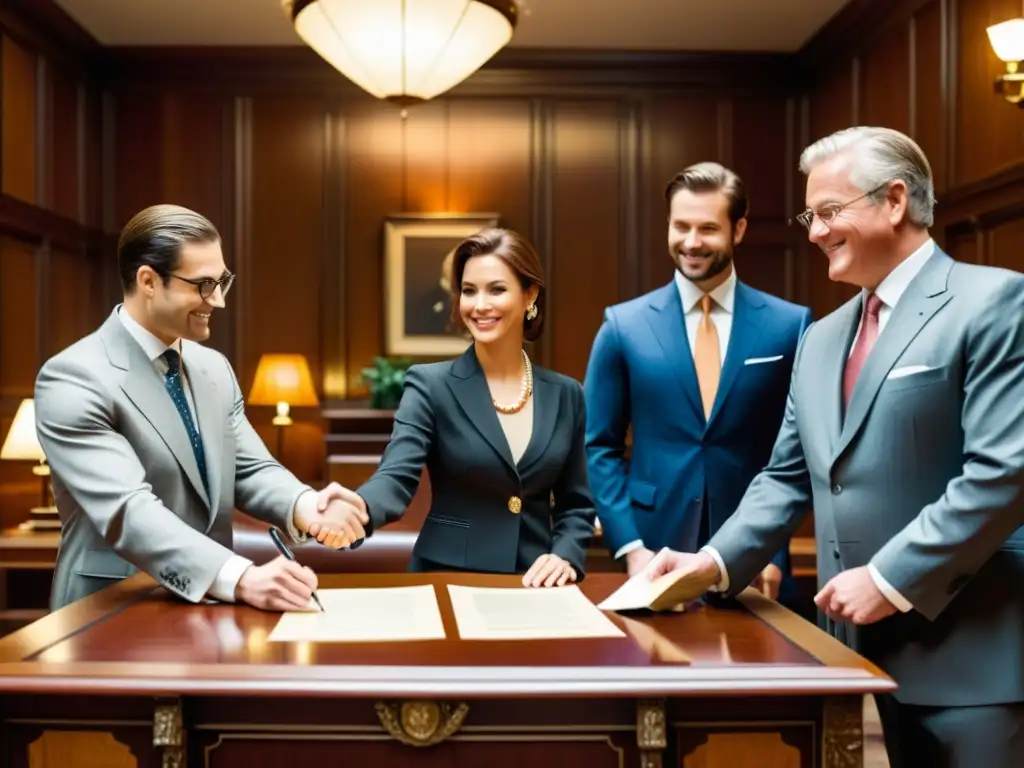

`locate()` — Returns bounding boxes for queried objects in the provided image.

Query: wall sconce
[247,354,320,459]
[988,18,1024,106]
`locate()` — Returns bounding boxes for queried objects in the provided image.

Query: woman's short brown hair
[448,228,546,342]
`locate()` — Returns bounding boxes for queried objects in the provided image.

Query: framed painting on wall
[383,213,499,356]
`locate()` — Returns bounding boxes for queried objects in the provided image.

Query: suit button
[508,496,522,514]
[833,549,841,560]
[832,484,842,494]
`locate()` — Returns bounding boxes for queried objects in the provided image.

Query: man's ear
[136,266,159,297]
[732,217,748,246]
[886,180,909,227]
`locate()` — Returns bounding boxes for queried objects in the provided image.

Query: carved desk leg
[153,698,186,768]
[636,698,667,768]
[822,695,863,768]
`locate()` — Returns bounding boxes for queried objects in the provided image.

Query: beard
[674,247,733,284]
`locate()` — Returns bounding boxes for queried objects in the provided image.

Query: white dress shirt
[701,239,936,610]
[118,308,311,602]
[614,268,738,561]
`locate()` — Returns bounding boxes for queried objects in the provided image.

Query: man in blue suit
[584,162,812,604]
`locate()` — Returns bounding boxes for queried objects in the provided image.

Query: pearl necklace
[492,350,533,415]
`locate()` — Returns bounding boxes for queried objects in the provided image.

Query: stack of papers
[597,547,708,612]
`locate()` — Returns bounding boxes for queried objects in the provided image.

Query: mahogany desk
[0,572,894,768]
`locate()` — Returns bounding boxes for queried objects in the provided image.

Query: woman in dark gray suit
[312,229,596,587]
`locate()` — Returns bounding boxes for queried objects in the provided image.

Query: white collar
[674,265,737,314]
[117,305,181,362]
[871,238,936,309]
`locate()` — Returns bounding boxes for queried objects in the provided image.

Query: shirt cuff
[288,488,316,543]
[868,562,913,613]
[614,539,644,559]
[699,545,730,592]
[207,554,254,603]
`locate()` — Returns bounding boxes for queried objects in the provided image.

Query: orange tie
[694,294,720,419]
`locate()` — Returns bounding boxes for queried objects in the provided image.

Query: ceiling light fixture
[283,0,519,107]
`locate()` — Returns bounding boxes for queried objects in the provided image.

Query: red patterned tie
[843,293,883,408]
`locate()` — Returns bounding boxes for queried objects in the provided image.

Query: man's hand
[297,483,370,549]
[815,566,897,625]
[235,556,318,611]
[752,563,783,600]
[645,549,722,587]
[625,546,656,577]
[523,554,577,587]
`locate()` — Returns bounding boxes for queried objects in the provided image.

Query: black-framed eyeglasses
[168,272,235,300]
[792,181,891,230]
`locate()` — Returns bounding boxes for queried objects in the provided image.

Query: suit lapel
[107,319,212,510]
[645,284,704,423]
[820,297,863,456]
[181,345,222,519]
[706,282,764,428]
[517,369,561,474]
[833,251,955,462]
[445,347,518,478]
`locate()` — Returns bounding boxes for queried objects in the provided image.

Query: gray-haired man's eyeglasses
[168,272,235,300]
[792,181,891,230]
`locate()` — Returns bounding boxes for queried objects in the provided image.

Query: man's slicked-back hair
[118,204,221,293]
[799,126,936,227]
[664,161,750,227]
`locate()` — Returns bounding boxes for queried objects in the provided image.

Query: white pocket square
[887,365,933,379]
[744,355,783,366]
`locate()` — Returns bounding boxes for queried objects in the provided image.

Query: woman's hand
[522,553,577,588]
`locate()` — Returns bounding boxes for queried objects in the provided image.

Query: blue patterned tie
[161,349,210,499]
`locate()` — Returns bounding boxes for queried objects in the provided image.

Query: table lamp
[0,398,60,530]
[247,354,320,457]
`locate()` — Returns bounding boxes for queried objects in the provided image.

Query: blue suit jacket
[583,279,812,596]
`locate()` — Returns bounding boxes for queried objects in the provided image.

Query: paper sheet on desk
[268,585,447,642]
[447,584,625,640]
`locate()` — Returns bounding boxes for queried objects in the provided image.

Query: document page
[447,584,625,640]
[268,585,446,642]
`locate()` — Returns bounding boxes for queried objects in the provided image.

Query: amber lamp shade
[247,354,320,457]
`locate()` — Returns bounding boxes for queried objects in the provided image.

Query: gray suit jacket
[35,308,310,609]
[709,249,1024,706]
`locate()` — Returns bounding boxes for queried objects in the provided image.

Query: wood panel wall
[2,0,1023,527]
[97,50,801,483]
[0,4,108,529]
[797,0,1024,321]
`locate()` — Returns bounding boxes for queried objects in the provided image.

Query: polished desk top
[0,572,895,699]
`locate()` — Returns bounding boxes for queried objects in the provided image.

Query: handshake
[296,482,371,550]
[234,482,369,612]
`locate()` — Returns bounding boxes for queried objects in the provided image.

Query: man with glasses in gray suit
[35,204,367,611]
[646,127,1024,767]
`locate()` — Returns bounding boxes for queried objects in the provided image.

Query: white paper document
[268,585,447,642]
[447,584,625,640]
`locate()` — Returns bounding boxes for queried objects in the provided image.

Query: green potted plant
[361,356,412,410]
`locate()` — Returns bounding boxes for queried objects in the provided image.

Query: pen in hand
[268,525,325,612]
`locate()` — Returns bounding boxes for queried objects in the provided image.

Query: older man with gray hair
[646,126,1024,767]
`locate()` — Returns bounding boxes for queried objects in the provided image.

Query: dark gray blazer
[357,345,597,576]
[708,249,1024,707]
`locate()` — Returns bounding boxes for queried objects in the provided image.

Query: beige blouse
[495,394,534,464]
